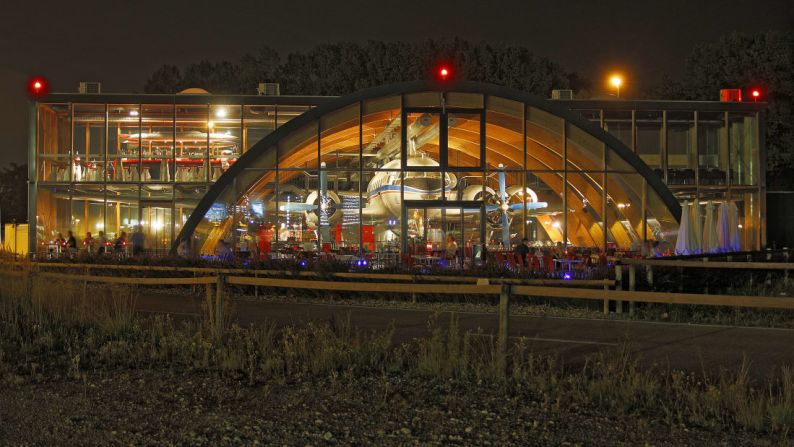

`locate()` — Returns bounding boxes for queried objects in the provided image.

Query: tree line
[144,39,589,97]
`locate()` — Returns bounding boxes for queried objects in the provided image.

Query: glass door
[140,201,173,255]
[404,201,483,269]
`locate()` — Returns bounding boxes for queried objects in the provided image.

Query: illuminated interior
[182,87,689,263]
[31,83,763,260]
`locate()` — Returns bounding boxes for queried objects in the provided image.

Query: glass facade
[565,102,764,251]
[30,88,766,258]
[32,95,315,256]
[186,90,691,263]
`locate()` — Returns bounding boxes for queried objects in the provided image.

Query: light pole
[610,75,623,99]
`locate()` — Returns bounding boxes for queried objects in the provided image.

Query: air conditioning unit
[720,89,742,102]
[257,82,280,96]
[551,89,574,100]
[78,82,101,94]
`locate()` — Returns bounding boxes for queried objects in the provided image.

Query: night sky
[1,0,791,165]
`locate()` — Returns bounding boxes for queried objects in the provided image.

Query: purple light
[563,272,573,280]
[299,259,308,268]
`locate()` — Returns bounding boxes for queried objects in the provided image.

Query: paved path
[135,293,794,378]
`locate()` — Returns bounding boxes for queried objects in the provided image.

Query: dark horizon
[1,0,791,164]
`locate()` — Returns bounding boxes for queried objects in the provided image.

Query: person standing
[131,225,145,256]
[66,231,78,258]
[445,235,458,266]
[513,237,530,266]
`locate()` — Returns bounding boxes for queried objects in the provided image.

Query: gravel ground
[0,370,782,446]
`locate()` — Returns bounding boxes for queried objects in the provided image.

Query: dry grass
[0,265,793,439]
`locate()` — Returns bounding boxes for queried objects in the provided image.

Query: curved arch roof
[174,80,681,253]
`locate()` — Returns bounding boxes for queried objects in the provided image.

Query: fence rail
[621,258,794,270]
[3,260,793,368]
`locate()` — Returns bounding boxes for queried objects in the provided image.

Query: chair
[543,255,555,273]
[530,255,541,272]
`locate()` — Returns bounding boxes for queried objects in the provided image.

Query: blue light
[299,259,308,268]
[563,272,573,280]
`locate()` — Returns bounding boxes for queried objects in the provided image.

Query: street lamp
[610,75,623,99]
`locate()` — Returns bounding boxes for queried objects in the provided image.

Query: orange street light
[610,75,623,99]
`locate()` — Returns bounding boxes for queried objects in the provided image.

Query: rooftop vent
[551,89,574,100]
[257,82,280,96]
[720,89,742,102]
[78,82,101,94]
[178,87,210,94]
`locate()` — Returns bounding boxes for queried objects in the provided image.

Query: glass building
[29,81,765,261]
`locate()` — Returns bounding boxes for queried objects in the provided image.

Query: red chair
[530,255,541,272]
[543,255,555,272]
[516,254,525,271]
[495,252,505,266]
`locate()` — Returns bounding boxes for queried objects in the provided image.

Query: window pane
[636,111,663,171]
[362,96,401,170]
[666,111,695,185]
[139,104,174,182]
[209,105,241,181]
[175,105,209,183]
[37,104,71,182]
[486,97,523,170]
[320,103,360,169]
[72,104,105,182]
[603,110,632,150]
[698,112,728,185]
[566,123,604,171]
[448,112,481,168]
[108,104,140,182]
[729,112,758,185]
[406,112,440,167]
[526,106,563,170]
[278,120,318,170]
[243,105,276,152]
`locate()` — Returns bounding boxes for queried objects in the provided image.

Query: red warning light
[751,89,760,101]
[438,66,451,80]
[27,77,49,98]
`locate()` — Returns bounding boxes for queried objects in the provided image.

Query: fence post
[83,266,89,301]
[254,271,259,299]
[765,251,773,287]
[26,268,34,300]
[614,264,623,314]
[497,284,510,374]
[628,264,636,316]
[205,277,216,335]
[785,248,790,288]
[215,274,225,337]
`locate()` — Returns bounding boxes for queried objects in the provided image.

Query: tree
[0,163,28,224]
[143,39,588,97]
[144,65,184,94]
[647,31,794,188]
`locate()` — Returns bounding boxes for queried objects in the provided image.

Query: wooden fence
[3,259,794,371]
